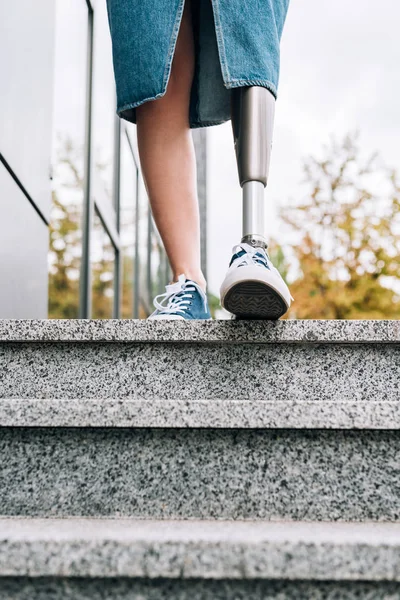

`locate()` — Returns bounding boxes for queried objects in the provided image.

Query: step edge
[0,518,400,581]
[0,319,399,344]
[1,398,400,429]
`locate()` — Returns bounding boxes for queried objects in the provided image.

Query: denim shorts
[106,0,290,128]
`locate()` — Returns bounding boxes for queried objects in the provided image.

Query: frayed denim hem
[117,77,278,129]
[190,118,230,129]
[117,95,230,128]
[117,93,167,123]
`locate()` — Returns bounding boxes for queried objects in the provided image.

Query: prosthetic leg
[219,85,292,319]
[231,86,274,249]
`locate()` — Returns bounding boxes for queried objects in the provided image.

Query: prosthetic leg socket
[231,86,275,249]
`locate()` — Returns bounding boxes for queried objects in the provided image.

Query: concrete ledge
[0,319,399,343]
[1,518,400,580]
[1,398,400,429]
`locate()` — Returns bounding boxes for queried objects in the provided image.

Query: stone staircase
[0,319,399,598]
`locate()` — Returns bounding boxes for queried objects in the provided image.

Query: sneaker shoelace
[153,274,207,315]
[231,243,272,270]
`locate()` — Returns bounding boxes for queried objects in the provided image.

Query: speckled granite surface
[1,518,400,580]
[1,428,399,520]
[2,578,400,600]
[1,398,400,429]
[1,319,399,596]
[1,341,399,400]
[0,319,399,343]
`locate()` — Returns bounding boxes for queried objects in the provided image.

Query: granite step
[0,319,399,402]
[0,320,399,521]
[1,518,400,599]
[1,397,400,429]
[1,397,400,520]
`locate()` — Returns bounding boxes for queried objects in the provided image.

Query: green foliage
[50,133,400,321]
[48,194,81,318]
[207,291,221,319]
[48,137,168,319]
[268,243,290,284]
[281,133,400,319]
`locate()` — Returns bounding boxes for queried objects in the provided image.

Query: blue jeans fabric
[106,0,290,128]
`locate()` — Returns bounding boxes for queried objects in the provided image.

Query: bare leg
[136,0,206,291]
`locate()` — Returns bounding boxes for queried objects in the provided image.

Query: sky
[207,0,400,295]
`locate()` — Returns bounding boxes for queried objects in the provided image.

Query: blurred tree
[268,242,290,284]
[48,194,81,318]
[208,291,221,319]
[282,133,400,319]
[91,212,115,319]
[49,136,168,319]
[49,193,116,320]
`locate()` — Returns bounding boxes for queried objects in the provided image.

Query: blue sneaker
[220,243,293,320]
[148,274,211,320]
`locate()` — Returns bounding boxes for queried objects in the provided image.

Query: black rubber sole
[222,281,288,320]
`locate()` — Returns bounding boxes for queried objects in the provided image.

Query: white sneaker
[220,243,293,320]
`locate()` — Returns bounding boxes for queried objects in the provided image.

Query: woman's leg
[136,0,206,291]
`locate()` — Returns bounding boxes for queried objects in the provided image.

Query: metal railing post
[79,4,94,319]
[133,168,140,318]
[112,114,121,318]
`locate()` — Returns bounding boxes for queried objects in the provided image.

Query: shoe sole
[222,280,289,320]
